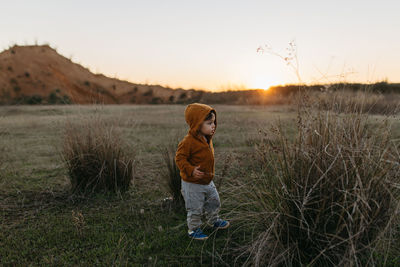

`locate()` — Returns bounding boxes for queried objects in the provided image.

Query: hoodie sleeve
[175,138,196,178]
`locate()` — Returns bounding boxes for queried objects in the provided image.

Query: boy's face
[200,112,216,136]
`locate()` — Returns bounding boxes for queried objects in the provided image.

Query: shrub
[179,92,187,99]
[62,114,135,195]
[151,97,162,104]
[48,90,71,104]
[143,89,153,96]
[13,86,21,93]
[26,95,42,104]
[62,95,72,104]
[229,90,400,266]
[48,92,58,104]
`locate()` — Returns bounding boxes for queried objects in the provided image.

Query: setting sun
[248,76,280,90]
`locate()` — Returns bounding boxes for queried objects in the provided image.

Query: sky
[1,0,399,91]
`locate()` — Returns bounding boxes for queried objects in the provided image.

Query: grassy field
[1,104,399,266]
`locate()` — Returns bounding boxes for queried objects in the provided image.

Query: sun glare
[249,76,280,91]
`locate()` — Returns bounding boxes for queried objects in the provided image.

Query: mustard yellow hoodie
[175,103,217,185]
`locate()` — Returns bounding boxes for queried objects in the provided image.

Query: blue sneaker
[209,219,230,229]
[188,228,208,240]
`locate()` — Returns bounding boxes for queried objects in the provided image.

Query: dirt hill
[0,45,197,104]
[1,45,398,106]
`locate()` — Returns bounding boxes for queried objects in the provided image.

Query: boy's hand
[192,165,205,179]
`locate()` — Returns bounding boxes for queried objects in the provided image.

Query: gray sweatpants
[181,179,221,231]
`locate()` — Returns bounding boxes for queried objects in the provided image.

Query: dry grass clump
[62,114,135,195]
[161,143,184,207]
[228,90,400,266]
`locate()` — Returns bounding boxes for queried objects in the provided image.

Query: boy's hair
[204,110,216,121]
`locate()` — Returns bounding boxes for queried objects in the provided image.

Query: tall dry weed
[227,89,400,266]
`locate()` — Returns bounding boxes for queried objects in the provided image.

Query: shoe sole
[189,235,208,240]
[215,221,230,229]
[207,221,230,229]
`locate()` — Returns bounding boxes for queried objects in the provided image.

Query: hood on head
[184,103,217,139]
